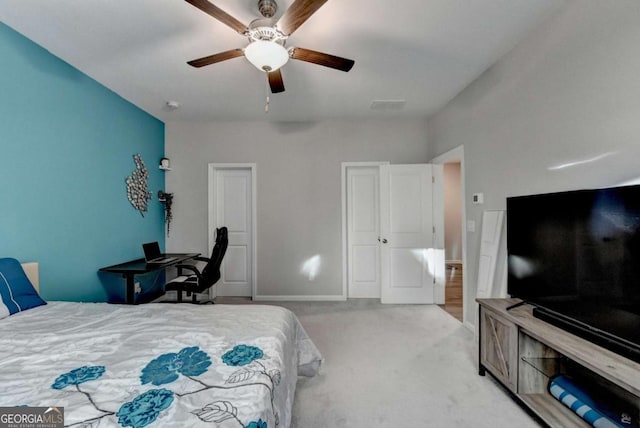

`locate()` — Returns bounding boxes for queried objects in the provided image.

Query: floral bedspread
[0,302,322,428]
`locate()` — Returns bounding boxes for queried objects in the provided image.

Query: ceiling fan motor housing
[258,0,278,18]
[247,18,287,43]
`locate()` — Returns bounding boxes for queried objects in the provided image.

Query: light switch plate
[472,193,484,204]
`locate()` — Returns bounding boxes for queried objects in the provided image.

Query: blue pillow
[0,258,46,318]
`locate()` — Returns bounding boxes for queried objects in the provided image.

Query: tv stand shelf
[477,298,640,427]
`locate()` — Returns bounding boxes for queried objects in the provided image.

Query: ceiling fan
[185,0,355,94]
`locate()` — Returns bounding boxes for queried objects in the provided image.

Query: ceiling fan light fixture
[244,40,289,72]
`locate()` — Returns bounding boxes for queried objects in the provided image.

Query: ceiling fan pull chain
[264,74,270,113]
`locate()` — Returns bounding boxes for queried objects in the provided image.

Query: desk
[99,253,199,304]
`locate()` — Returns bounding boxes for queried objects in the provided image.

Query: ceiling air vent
[370,100,406,111]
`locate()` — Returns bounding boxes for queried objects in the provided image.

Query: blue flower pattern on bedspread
[141,346,211,386]
[222,344,264,366]
[116,388,174,428]
[51,365,105,389]
[46,345,276,427]
[246,418,267,428]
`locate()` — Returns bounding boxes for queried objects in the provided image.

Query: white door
[212,168,253,297]
[380,164,444,304]
[347,166,381,298]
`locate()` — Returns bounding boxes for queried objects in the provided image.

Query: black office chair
[165,227,228,303]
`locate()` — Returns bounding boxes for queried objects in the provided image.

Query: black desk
[99,253,199,304]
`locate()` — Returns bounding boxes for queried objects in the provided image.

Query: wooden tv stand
[477,298,640,427]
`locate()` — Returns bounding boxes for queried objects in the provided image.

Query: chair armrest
[175,264,202,279]
[194,256,210,263]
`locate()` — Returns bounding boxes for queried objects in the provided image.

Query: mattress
[0,302,322,428]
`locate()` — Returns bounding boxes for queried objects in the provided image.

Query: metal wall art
[126,154,152,217]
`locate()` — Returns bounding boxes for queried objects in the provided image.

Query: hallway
[439,262,463,321]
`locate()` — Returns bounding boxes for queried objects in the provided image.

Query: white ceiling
[0,0,562,122]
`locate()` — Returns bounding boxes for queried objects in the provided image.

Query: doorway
[431,146,467,324]
[208,163,257,298]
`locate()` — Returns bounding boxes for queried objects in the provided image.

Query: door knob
[382,238,388,244]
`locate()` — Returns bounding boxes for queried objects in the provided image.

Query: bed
[0,260,322,428]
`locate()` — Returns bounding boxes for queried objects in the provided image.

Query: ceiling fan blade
[185,0,248,34]
[268,69,285,93]
[290,47,355,72]
[187,48,244,68]
[276,0,329,36]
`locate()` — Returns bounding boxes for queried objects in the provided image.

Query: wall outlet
[134,282,142,294]
[467,220,476,233]
[472,193,484,204]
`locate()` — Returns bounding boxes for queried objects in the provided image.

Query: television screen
[507,185,640,308]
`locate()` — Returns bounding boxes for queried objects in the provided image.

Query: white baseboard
[463,320,475,333]
[347,291,381,299]
[253,294,347,302]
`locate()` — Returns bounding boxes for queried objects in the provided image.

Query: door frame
[430,146,470,329]
[208,163,257,299]
[341,161,389,300]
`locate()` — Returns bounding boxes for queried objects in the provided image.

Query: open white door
[380,164,443,304]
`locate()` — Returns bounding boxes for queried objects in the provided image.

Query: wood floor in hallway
[439,262,463,322]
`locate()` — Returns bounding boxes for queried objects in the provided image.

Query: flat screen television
[506,184,640,362]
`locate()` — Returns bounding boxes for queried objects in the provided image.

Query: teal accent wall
[0,23,166,302]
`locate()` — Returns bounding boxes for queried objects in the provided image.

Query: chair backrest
[201,227,228,285]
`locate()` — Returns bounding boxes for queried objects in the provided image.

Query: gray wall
[427,1,640,326]
[165,119,429,297]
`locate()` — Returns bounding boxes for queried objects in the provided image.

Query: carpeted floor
[262,299,542,428]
